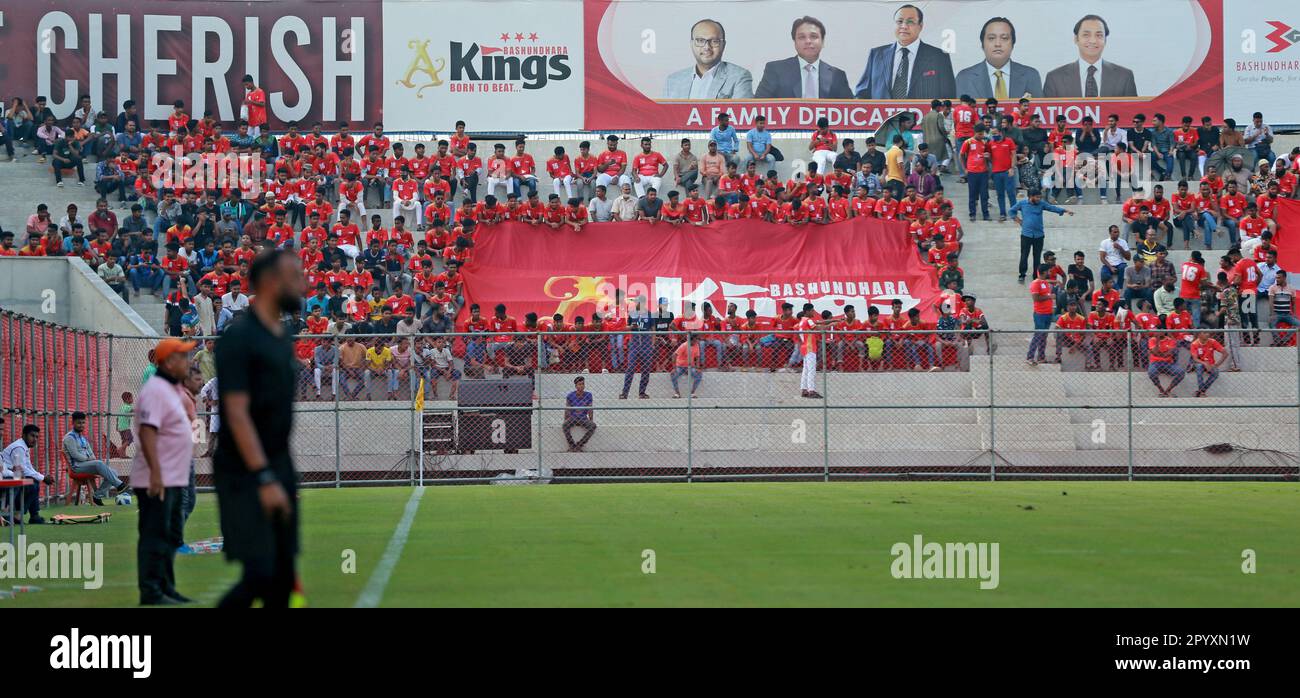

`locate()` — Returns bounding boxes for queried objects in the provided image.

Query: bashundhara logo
[1265,21,1300,53]
[397,32,572,97]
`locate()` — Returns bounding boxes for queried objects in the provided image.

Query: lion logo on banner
[397,40,446,98]
[544,276,614,318]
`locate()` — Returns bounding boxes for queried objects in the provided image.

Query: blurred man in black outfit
[214,249,305,608]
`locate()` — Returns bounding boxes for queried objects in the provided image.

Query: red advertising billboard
[458,218,941,324]
[584,0,1225,130]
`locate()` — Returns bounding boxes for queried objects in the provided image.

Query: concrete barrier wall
[0,257,155,336]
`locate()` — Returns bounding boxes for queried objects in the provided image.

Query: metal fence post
[989,329,996,481]
[1295,335,1299,478]
[334,347,342,488]
[686,330,693,483]
[822,329,829,483]
[30,321,42,502]
[536,333,544,478]
[409,377,417,486]
[1127,329,1134,482]
[104,333,114,460]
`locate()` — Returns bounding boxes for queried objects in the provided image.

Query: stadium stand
[2,103,1298,483]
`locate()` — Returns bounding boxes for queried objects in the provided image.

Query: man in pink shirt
[671,336,703,399]
[132,337,198,605]
[698,141,727,199]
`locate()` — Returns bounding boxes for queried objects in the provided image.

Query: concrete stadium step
[536,402,983,426]
[534,371,977,400]
[533,422,997,453]
[975,347,1299,374]
[1070,424,1297,452]
[1064,404,1299,426]
[128,293,168,335]
[977,371,1296,400]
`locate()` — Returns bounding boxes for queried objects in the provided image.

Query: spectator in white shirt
[2,424,50,524]
[1243,112,1275,165]
[1100,114,1127,152]
[221,281,250,312]
[1098,225,1131,287]
[588,185,615,222]
[611,183,639,221]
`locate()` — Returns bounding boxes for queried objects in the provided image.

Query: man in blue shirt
[621,295,673,399]
[1010,188,1074,283]
[709,113,740,165]
[563,376,597,452]
[744,115,775,171]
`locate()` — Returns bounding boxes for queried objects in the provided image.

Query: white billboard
[381,0,585,131]
[1223,0,1300,123]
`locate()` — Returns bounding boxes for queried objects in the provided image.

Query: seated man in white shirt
[2,424,51,525]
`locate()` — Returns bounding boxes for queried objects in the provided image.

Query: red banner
[584,0,1225,130]
[1272,199,1300,273]
[0,0,382,128]
[458,218,941,324]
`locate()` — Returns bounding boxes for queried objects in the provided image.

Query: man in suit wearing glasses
[855,4,956,100]
[663,19,754,100]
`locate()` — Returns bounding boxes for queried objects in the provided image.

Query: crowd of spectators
[2,90,1296,404]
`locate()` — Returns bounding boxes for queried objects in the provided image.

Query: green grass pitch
[4,482,1298,607]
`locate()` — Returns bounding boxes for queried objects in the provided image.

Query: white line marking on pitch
[354,486,425,608]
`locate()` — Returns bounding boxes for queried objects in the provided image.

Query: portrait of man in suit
[955,17,1042,100]
[662,19,755,100]
[854,4,956,100]
[1042,15,1138,98]
[754,16,853,99]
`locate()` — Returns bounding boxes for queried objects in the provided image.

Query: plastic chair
[69,472,99,505]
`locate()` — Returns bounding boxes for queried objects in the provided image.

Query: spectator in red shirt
[547,146,576,201]
[1189,330,1225,397]
[240,75,267,137]
[987,126,1018,221]
[1027,264,1055,365]
[510,139,538,198]
[960,126,991,221]
[1054,300,1087,364]
[1146,332,1185,397]
[1083,299,1119,371]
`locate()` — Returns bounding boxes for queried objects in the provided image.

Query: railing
[4,313,1298,494]
[0,311,112,500]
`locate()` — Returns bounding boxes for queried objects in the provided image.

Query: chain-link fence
[4,313,1298,497]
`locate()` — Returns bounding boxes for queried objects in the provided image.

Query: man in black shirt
[1126,114,1152,156]
[321,234,348,270]
[422,304,454,334]
[1066,251,1095,314]
[635,188,664,221]
[215,249,304,608]
[860,138,886,178]
[1075,116,1101,155]
[1196,116,1220,173]
[1021,115,1048,165]
[833,139,860,173]
[372,307,399,334]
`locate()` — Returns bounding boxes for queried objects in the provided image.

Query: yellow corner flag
[413,378,425,412]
